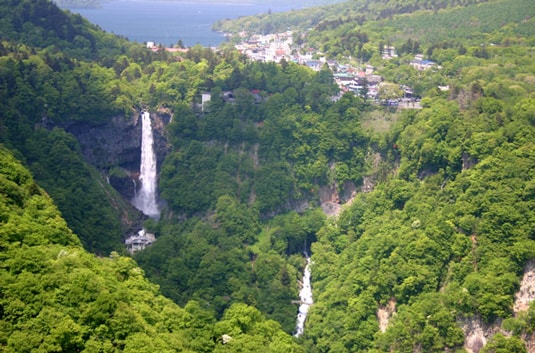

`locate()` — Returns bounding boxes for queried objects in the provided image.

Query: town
[232,30,441,106]
[146,30,449,109]
[147,30,443,108]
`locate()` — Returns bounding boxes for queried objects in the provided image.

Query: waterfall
[133,111,160,218]
[294,255,313,337]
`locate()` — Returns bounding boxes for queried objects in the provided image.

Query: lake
[71,0,303,47]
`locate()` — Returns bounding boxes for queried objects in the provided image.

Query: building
[410,54,437,70]
[382,46,398,59]
[305,60,322,71]
[125,229,156,254]
[201,92,211,111]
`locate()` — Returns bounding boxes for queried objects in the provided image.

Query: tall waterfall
[295,255,313,337]
[133,111,160,218]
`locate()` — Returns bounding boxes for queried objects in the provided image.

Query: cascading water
[295,255,313,337]
[133,111,160,218]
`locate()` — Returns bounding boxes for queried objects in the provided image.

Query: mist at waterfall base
[133,111,160,218]
[295,256,313,337]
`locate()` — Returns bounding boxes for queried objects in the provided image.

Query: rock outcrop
[64,110,170,200]
[460,316,502,353]
[458,260,535,353]
[514,260,535,314]
[65,111,170,170]
[516,260,535,353]
[319,152,379,218]
[377,298,397,333]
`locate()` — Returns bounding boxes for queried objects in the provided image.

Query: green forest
[1,0,535,352]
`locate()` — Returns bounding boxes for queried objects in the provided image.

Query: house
[367,74,382,84]
[334,72,355,86]
[367,85,379,99]
[410,54,437,70]
[305,60,322,71]
[382,46,397,59]
[125,229,156,254]
[400,85,414,98]
[201,92,211,111]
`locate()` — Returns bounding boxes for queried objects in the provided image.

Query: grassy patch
[361,109,400,134]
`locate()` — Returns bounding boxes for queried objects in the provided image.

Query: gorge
[1,0,534,351]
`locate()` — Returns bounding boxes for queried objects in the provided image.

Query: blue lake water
[71,0,302,47]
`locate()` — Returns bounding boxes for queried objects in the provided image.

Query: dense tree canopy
[1,0,535,351]
[0,146,303,352]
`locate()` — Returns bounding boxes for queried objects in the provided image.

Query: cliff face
[66,114,142,171]
[459,261,535,353]
[64,110,170,200]
[460,316,502,353]
[65,111,170,169]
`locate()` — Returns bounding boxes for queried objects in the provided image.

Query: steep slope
[215,0,534,60]
[0,1,151,253]
[0,146,304,352]
[0,146,188,351]
[0,0,142,63]
[213,0,493,36]
[2,0,535,350]
[304,49,535,353]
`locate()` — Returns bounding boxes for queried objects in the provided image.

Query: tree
[378,82,403,102]
[215,195,259,246]
[481,334,527,353]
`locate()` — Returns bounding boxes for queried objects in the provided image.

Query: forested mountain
[1,0,535,351]
[53,0,346,9]
[215,0,534,60]
[0,146,303,352]
[213,0,495,37]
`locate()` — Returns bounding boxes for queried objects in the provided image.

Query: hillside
[215,0,535,59]
[213,0,494,35]
[0,0,155,62]
[0,0,535,351]
[53,0,346,9]
[0,146,303,352]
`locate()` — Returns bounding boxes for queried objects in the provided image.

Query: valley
[0,0,534,352]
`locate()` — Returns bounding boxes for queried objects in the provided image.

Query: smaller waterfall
[295,255,313,337]
[133,111,160,218]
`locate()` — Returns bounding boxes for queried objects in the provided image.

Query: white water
[133,111,160,218]
[295,256,313,337]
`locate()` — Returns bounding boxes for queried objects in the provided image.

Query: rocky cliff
[460,260,535,353]
[64,110,170,200]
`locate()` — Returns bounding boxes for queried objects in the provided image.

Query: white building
[125,229,156,254]
[201,92,211,111]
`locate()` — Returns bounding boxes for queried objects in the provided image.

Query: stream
[295,255,313,337]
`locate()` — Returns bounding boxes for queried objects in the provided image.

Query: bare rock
[377,298,397,333]
[460,316,503,353]
[514,260,535,314]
